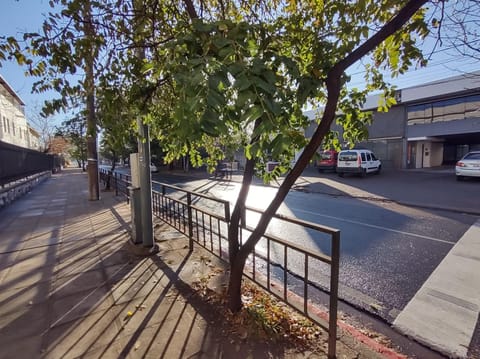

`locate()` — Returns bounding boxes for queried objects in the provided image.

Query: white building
[0,74,40,150]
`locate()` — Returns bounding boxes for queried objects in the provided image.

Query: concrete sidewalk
[0,168,408,358]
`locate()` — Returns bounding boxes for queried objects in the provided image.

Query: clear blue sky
[1,1,479,127]
[0,1,55,120]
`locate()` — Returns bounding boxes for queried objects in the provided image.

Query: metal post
[328,231,340,359]
[137,120,154,248]
[225,201,230,223]
[129,186,142,244]
[187,192,193,251]
[114,172,118,196]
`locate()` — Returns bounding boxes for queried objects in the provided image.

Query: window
[361,153,366,161]
[339,151,358,161]
[407,103,432,125]
[366,153,372,161]
[408,94,480,125]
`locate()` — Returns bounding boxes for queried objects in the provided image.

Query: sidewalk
[0,168,409,358]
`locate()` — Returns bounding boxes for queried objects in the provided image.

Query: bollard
[129,186,142,244]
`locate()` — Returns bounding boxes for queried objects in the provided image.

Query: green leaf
[234,74,252,91]
[241,105,264,124]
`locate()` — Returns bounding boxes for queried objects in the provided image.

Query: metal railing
[240,206,339,358]
[100,168,340,358]
[99,169,131,199]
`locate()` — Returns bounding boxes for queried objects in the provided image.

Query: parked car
[336,149,381,177]
[316,150,338,172]
[150,163,158,173]
[455,151,480,181]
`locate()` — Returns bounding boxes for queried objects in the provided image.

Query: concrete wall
[369,106,405,139]
[0,172,51,209]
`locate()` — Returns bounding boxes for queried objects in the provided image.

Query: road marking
[392,219,480,358]
[290,207,456,245]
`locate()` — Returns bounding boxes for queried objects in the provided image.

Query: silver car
[456,151,480,181]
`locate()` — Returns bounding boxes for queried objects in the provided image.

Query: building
[305,71,480,169]
[0,74,40,150]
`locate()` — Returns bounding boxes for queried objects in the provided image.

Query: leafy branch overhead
[140,0,431,178]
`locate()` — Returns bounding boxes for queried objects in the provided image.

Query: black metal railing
[99,169,131,199]
[0,140,59,186]
[101,168,340,358]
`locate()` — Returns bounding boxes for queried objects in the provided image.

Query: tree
[27,104,56,152]
[142,0,431,311]
[60,115,87,170]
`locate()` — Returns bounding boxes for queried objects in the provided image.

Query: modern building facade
[0,74,40,150]
[305,71,480,169]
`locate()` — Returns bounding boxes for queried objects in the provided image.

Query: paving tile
[49,286,114,327]
[55,254,102,278]
[0,333,44,359]
[52,269,107,298]
[110,268,163,305]
[41,306,123,359]
[1,266,53,290]
[0,302,50,341]
[0,282,51,314]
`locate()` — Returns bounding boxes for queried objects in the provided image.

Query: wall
[0,84,30,148]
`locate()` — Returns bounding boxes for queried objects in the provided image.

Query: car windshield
[339,152,357,161]
[464,153,480,160]
[320,152,333,160]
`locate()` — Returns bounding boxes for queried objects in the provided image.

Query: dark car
[316,150,338,172]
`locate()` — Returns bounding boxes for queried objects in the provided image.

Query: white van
[336,149,381,177]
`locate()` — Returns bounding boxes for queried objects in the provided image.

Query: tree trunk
[227,249,249,312]
[227,157,256,264]
[84,0,99,201]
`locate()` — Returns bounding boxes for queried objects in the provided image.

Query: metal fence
[100,168,340,358]
[0,140,59,186]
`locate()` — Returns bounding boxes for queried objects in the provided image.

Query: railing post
[187,192,193,252]
[114,172,118,196]
[328,231,340,359]
[224,201,230,223]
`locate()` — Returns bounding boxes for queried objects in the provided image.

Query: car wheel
[338,172,344,177]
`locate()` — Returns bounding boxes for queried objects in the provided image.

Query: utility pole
[84,0,99,200]
[133,0,154,248]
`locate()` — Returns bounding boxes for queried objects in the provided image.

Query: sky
[1,0,479,129]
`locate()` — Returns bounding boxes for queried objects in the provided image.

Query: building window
[407,103,432,125]
[408,94,480,125]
